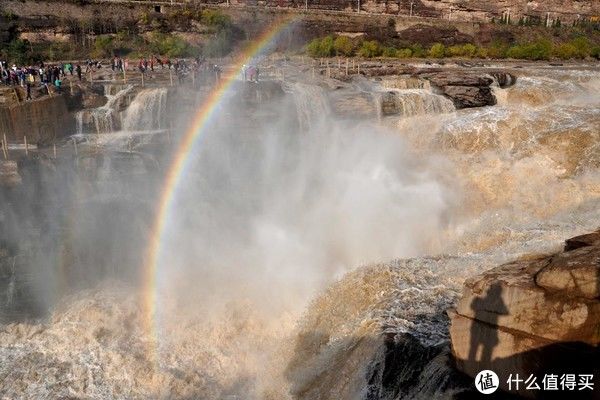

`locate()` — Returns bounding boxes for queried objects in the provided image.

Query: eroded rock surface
[421,70,515,108]
[449,230,600,398]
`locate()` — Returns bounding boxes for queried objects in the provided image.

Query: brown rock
[565,231,600,252]
[449,230,600,398]
[536,245,600,299]
[441,85,496,108]
[422,72,494,87]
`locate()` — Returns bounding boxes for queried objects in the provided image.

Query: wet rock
[449,230,600,398]
[423,73,494,87]
[0,160,21,187]
[420,70,515,108]
[564,231,600,252]
[329,90,378,119]
[441,85,496,108]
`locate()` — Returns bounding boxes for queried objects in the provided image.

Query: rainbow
[141,15,300,360]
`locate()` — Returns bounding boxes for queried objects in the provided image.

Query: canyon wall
[1,0,598,50]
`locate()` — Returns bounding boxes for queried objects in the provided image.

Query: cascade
[76,85,133,134]
[122,88,169,132]
[287,82,331,130]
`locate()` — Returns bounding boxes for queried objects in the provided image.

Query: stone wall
[0,95,73,145]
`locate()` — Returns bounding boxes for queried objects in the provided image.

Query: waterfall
[75,111,84,135]
[379,89,455,118]
[122,88,169,132]
[287,82,331,131]
[77,85,133,134]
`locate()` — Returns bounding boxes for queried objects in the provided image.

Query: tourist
[26,79,32,101]
[76,64,82,81]
[54,76,62,94]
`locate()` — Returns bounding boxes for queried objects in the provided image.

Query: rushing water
[122,88,169,132]
[1,65,599,399]
[75,85,133,134]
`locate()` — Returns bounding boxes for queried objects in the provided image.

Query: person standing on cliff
[26,82,32,100]
[54,77,62,94]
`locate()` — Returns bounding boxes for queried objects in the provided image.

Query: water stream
[1,66,599,399]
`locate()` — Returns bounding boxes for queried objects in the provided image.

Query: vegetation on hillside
[305,34,600,60]
[0,9,243,64]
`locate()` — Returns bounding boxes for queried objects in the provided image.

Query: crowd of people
[1,54,259,101]
[0,60,86,99]
[132,55,225,84]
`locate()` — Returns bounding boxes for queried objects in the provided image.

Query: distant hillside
[0,0,598,62]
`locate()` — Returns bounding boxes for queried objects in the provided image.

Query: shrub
[410,44,425,58]
[92,35,115,58]
[333,35,354,56]
[201,9,233,29]
[506,39,551,60]
[475,46,489,58]
[486,40,509,58]
[1,39,32,65]
[570,36,591,58]
[150,33,196,57]
[382,46,398,57]
[461,43,477,57]
[2,11,17,21]
[357,40,381,58]
[396,48,413,58]
[428,43,445,58]
[306,36,335,57]
[554,43,578,59]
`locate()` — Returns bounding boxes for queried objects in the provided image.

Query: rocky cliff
[450,231,600,398]
[1,0,598,52]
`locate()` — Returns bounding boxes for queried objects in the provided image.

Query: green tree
[306,36,335,57]
[428,43,445,58]
[571,36,591,58]
[396,48,413,58]
[506,39,551,60]
[554,43,578,59]
[382,46,398,57]
[357,40,381,58]
[333,36,354,56]
[410,44,425,57]
[92,35,115,58]
[150,33,196,57]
